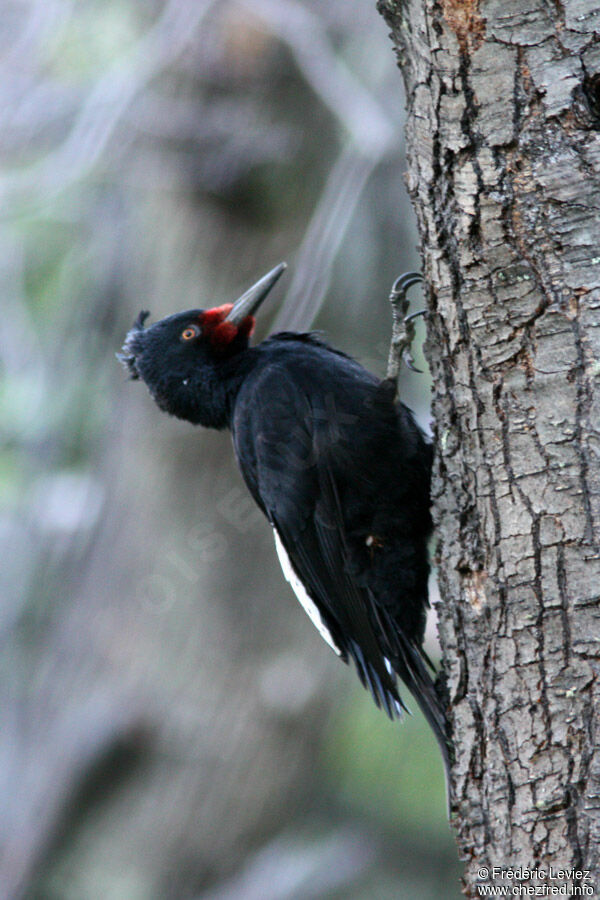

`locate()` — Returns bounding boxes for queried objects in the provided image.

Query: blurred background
[1,1,461,897]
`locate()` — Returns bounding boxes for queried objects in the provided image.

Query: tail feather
[347,638,408,720]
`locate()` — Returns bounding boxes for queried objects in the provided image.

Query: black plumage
[119,264,450,774]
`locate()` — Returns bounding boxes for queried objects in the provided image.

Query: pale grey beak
[225,262,287,325]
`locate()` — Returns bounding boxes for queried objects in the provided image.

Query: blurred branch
[0,690,146,899]
[240,0,401,331]
[1,0,218,212]
[0,0,73,78]
[272,145,380,333]
[196,826,376,900]
[238,0,397,157]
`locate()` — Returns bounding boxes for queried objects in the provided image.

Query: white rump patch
[273,528,341,656]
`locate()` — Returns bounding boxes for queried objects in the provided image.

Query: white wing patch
[273,528,341,656]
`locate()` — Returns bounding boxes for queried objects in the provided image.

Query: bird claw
[402,348,422,374]
[403,307,426,324]
[386,272,426,380]
[390,272,424,305]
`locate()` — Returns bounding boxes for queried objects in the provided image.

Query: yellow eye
[181,324,200,341]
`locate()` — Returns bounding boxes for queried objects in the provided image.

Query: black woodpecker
[119,263,450,775]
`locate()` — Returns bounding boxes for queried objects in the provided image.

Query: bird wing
[232,364,405,717]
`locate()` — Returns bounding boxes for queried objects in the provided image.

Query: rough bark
[378,0,600,893]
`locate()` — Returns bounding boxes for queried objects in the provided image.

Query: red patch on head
[199,304,233,328]
[212,321,238,344]
[198,304,254,350]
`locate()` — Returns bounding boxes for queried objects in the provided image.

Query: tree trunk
[378,0,600,893]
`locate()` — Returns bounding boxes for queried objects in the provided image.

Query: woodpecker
[119,264,450,774]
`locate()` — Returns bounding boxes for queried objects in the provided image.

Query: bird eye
[181,325,200,341]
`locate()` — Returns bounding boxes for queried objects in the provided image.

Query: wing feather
[233,365,404,714]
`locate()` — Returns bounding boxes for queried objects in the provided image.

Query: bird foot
[386,272,426,380]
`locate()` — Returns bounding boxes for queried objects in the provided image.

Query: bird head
[118,262,286,425]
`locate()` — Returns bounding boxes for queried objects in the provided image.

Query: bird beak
[225,263,287,325]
